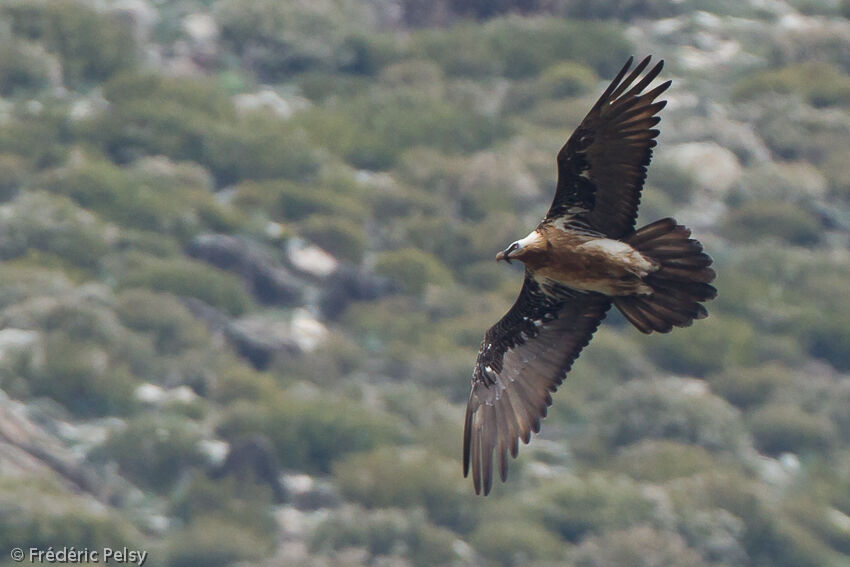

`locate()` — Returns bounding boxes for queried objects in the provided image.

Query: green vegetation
[0,1,848,566]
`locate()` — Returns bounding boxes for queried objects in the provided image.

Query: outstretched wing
[464,274,611,495]
[547,56,671,239]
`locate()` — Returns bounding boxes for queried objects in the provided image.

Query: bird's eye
[508,242,519,252]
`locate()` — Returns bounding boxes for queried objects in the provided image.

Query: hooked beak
[496,250,511,264]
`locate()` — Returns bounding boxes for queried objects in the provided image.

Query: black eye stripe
[509,243,519,252]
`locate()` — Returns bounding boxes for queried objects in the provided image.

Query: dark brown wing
[464,274,611,495]
[547,56,671,239]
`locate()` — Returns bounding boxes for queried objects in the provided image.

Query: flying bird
[464,56,717,495]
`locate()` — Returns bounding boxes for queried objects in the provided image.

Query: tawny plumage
[464,56,717,496]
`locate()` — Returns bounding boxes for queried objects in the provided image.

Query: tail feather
[614,218,716,334]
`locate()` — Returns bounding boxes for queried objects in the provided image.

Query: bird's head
[496,231,544,265]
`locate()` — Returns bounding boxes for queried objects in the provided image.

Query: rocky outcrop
[188,233,303,305]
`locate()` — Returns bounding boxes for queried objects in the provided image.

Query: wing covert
[463,274,611,495]
[548,56,671,238]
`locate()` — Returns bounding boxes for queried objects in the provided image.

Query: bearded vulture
[464,56,717,495]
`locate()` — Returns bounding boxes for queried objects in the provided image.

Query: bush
[22,332,136,417]
[0,31,51,96]
[234,179,366,222]
[645,157,699,205]
[170,475,277,539]
[92,414,205,492]
[572,526,711,567]
[0,153,26,201]
[0,191,108,273]
[295,92,512,170]
[530,474,658,542]
[115,289,208,355]
[647,314,757,376]
[373,248,453,295]
[670,472,838,567]
[411,17,631,79]
[84,74,320,184]
[749,404,837,456]
[723,200,823,246]
[735,62,850,108]
[333,447,477,533]
[708,364,793,409]
[594,378,747,454]
[0,479,140,552]
[537,61,598,98]
[118,255,253,316]
[0,104,68,168]
[217,395,403,474]
[310,506,458,567]
[299,214,367,263]
[216,0,374,81]
[2,0,136,89]
[470,519,565,566]
[613,440,718,482]
[165,517,270,567]
[40,158,211,239]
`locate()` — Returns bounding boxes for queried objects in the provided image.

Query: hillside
[0,1,849,566]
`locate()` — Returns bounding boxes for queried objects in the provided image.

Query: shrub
[40,158,202,239]
[0,105,68,168]
[216,0,355,80]
[115,289,208,355]
[2,0,137,89]
[734,62,850,108]
[333,447,477,533]
[537,61,598,98]
[165,516,270,567]
[749,404,837,456]
[0,31,51,96]
[0,153,26,201]
[379,59,445,96]
[0,191,108,273]
[299,214,367,263]
[647,314,757,376]
[671,472,837,567]
[373,248,453,295]
[203,111,321,185]
[723,200,823,246]
[530,474,658,542]
[91,414,205,492]
[217,395,403,474]
[170,475,277,538]
[118,255,253,316]
[0,478,140,552]
[233,179,366,222]
[295,93,512,170]
[708,364,793,409]
[613,440,718,482]
[84,74,320,184]
[411,17,631,79]
[571,526,711,567]
[645,157,699,205]
[310,506,458,567]
[470,519,565,566]
[22,332,136,417]
[594,378,747,454]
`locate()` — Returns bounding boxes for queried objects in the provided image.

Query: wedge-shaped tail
[614,218,717,333]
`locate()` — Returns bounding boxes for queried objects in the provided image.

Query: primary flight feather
[464,56,717,495]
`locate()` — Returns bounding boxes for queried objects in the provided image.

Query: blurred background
[0,0,848,566]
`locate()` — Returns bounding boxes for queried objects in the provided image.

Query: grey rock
[320,263,396,320]
[187,233,302,305]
